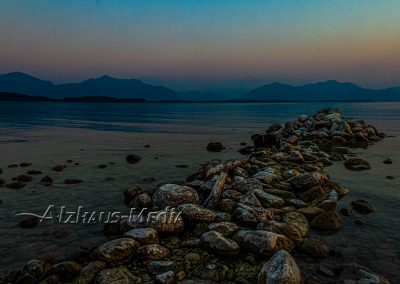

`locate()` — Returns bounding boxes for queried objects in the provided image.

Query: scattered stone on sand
[152,184,199,209]
[52,165,67,172]
[206,142,223,152]
[386,175,394,180]
[27,170,42,175]
[6,181,26,189]
[8,164,18,168]
[0,179,5,187]
[257,250,302,284]
[98,164,107,169]
[20,216,39,228]
[383,158,392,164]
[344,157,371,171]
[40,176,53,186]
[16,174,33,182]
[64,178,82,185]
[351,199,376,214]
[0,168,2,175]
[20,162,32,167]
[126,154,142,164]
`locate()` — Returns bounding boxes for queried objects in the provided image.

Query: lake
[0,101,399,281]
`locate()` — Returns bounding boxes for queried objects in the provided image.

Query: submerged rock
[52,165,66,172]
[351,199,376,214]
[126,154,142,164]
[311,212,342,231]
[6,181,26,189]
[344,158,371,171]
[257,250,302,284]
[207,142,224,152]
[64,178,82,184]
[338,263,390,284]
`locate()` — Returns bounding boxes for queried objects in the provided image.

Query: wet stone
[93,238,140,263]
[258,250,302,284]
[152,184,199,209]
[126,154,141,164]
[201,231,240,255]
[137,244,170,260]
[95,267,139,284]
[124,228,159,244]
[52,165,66,172]
[6,181,26,189]
[351,199,376,214]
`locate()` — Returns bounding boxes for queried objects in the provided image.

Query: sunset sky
[0,0,399,92]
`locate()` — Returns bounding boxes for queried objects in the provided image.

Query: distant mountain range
[1,72,400,102]
[244,80,400,101]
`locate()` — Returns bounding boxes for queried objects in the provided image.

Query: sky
[0,0,400,93]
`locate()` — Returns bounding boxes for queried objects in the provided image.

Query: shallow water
[0,101,399,281]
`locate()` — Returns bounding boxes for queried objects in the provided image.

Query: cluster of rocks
[8,109,390,284]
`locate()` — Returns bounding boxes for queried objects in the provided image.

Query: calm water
[0,101,399,281]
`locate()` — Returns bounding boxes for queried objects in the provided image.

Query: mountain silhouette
[244,80,400,101]
[0,72,180,101]
[1,72,400,101]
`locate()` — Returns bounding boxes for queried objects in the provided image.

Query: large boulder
[233,230,294,256]
[152,184,199,209]
[344,158,371,171]
[257,250,302,284]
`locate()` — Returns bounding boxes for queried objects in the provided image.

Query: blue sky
[0,0,399,92]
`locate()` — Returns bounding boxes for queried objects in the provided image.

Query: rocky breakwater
[10,109,390,284]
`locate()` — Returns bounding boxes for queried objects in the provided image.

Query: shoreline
[3,108,393,283]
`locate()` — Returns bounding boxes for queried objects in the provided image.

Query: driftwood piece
[202,171,228,209]
[201,159,247,179]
